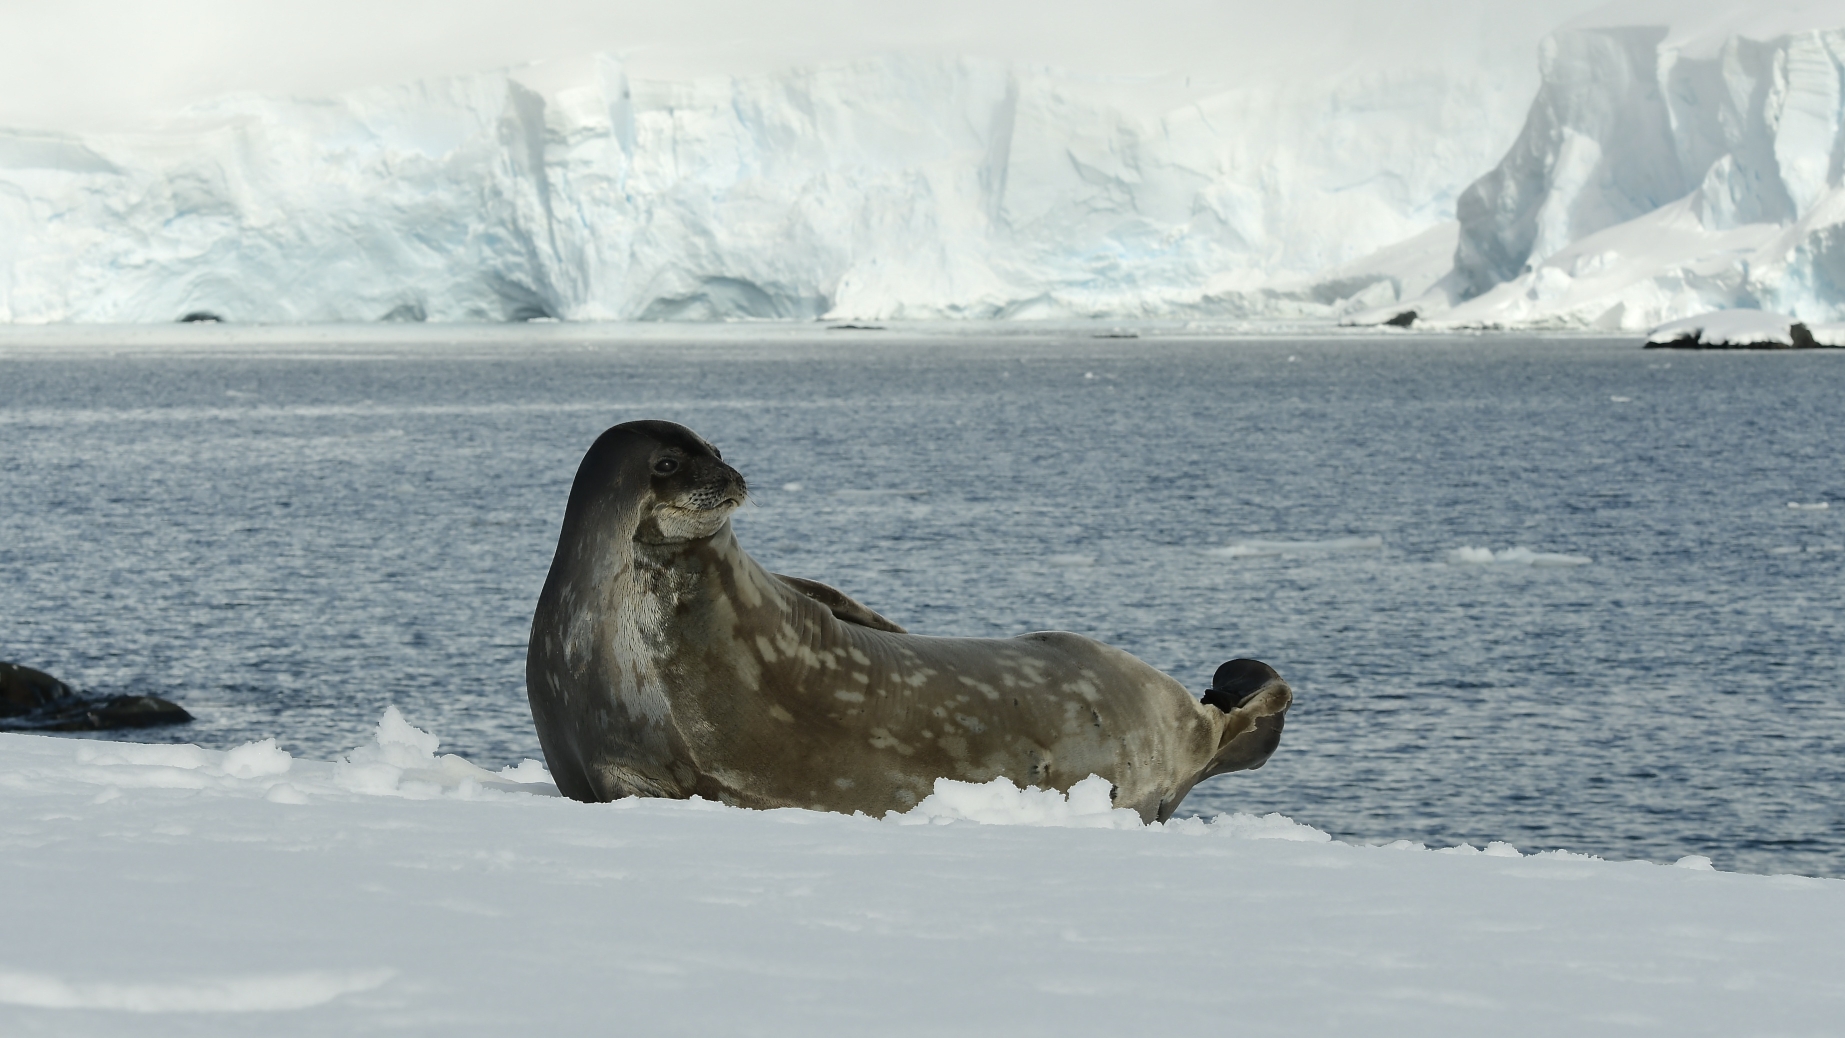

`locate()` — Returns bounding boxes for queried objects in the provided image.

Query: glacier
[10,2,1845,328]
[0,49,1535,324]
[1387,0,1845,331]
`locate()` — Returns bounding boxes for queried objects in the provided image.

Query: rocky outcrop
[0,661,194,732]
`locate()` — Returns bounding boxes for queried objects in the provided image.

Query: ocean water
[3,325,1840,877]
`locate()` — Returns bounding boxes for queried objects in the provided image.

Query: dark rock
[179,311,222,323]
[826,323,886,331]
[1,660,74,713]
[1645,321,1835,349]
[0,660,194,733]
[1383,310,1417,328]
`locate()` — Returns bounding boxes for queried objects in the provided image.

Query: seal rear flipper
[1201,660,1292,779]
[771,573,908,634]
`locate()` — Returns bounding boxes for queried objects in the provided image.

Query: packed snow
[2,708,1840,1034]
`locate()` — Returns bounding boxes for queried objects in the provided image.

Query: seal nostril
[1202,658,1279,713]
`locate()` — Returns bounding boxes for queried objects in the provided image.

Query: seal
[526,420,1291,821]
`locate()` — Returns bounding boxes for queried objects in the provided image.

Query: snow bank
[1,714,1841,1034]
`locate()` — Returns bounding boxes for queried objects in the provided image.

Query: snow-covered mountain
[7,1,1845,326]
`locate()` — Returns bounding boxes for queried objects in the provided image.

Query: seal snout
[686,462,748,511]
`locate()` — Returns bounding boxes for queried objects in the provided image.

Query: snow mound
[891,774,1337,840]
[67,708,559,804]
[1450,545,1593,566]
[893,774,1145,829]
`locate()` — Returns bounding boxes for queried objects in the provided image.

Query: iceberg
[1377,0,1845,331]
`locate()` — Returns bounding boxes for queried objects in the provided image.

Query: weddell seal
[526,421,1292,821]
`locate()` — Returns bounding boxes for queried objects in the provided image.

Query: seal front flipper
[1201,658,1291,779]
[771,573,908,634]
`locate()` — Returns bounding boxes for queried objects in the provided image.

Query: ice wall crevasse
[0,54,1531,322]
[1430,13,1845,330]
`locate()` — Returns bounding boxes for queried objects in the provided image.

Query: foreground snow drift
[2,713,1840,1036]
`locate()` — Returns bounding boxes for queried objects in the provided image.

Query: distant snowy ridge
[0,54,1526,323]
[13,4,1845,328]
[1380,1,1845,331]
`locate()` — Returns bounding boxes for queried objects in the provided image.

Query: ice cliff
[1398,0,1845,330]
[0,54,1524,323]
[11,2,1845,327]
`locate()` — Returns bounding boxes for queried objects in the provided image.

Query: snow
[1646,309,1809,345]
[4,711,1842,1034]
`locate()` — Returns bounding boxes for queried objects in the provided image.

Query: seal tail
[1199,658,1291,779]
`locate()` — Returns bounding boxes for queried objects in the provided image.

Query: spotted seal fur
[526,420,1291,821]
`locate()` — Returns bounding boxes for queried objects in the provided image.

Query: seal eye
[652,458,680,476]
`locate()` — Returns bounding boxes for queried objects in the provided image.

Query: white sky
[2,0,1614,133]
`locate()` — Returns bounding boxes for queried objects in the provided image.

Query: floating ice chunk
[1788,501,1830,510]
[1209,536,1383,558]
[221,737,292,779]
[1610,395,1633,403]
[1449,546,1591,567]
[1483,841,1522,858]
[892,774,1144,829]
[780,482,803,492]
[1674,855,1716,872]
[0,967,394,1012]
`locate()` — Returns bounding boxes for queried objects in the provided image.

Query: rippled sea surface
[3,325,1840,876]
